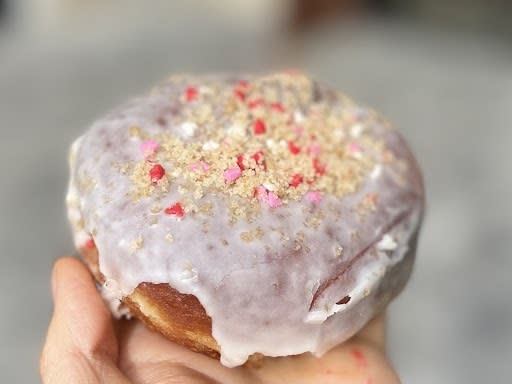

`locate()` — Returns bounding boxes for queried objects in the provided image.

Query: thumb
[40,257,130,383]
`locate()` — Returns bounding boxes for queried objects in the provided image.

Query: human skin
[40,257,400,384]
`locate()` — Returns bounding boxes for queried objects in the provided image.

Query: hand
[41,257,400,383]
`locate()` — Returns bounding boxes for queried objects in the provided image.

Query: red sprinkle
[288,141,301,155]
[290,173,303,187]
[84,237,95,249]
[234,89,246,101]
[236,80,249,89]
[236,154,246,170]
[184,87,198,102]
[237,151,266,170]
[164,202,185,218]
[253,186,265,199]
[270,102,285,113]
[313,158,326,175]
[149,164,166,183]
[247,99,263,109]
[253,119,266,135]
[251,151,265,169]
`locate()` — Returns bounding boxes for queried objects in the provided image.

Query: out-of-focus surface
[1,1,511,383]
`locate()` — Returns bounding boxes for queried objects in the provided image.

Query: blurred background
[1,0,511,382]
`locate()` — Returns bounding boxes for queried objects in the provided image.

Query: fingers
[116,315,397,384]
[117,320,256,384]
[251,313,398,384]
[252,342,400,384]
[40,257,130,384]
[352,312,387,351]
[40,258,398,384]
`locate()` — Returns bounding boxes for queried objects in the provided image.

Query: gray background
[1,6,511,383]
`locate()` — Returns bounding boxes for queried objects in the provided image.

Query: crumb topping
[121,72,385,224]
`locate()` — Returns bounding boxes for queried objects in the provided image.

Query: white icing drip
[66,78,424,367]
[100,279,131,318]
[305,211,417,325]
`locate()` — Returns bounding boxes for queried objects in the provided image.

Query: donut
[66,72,424,367]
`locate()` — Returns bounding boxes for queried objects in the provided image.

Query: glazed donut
[66,72,424,367]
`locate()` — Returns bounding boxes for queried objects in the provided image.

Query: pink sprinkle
[199,161,209,171]
[254,186,281,208]
[266,191,282,208]
[223,166,242,182]
[189,161,210,172]
[308,144,322,155]
[140,140,159,158]
[305,191,322,203]
[254,186,267,200]
[295,125,304,136]
[349,142,361,154]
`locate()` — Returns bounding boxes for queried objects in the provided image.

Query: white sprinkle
[377,234,397,251]
[180,121,198,138]
[262,182,275,191]
[202,140,219,151]
[370,164,382,179]
[334,129,346,140]
[279,139,287,147]
[265,138,275,148]
[199,86,213,94]
[227,123,246,137]
[350,123,363,138]
[294,110,305,123]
